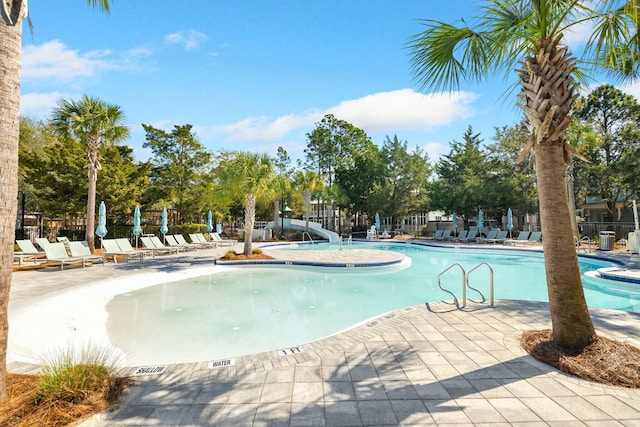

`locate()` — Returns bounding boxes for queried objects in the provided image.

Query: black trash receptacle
[599,231,615,251]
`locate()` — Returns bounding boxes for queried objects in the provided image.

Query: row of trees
[18,86,640,250]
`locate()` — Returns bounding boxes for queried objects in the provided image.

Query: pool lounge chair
[453,230,468,242]
[189,233,218,248]
[141,236,179,257]
[14,240,47,265]
[435,230,451,241]
[116,238,153,258]
[42,242,92,270]
[209,232,237,246]
[477,230,497,243]
[458,229,477,242]
[164,235,194,252]
[102,239,145,263]
[36,237,52,251]
[505,231,531,245]
[485,230,509,244]
[516,231,542,246]
[432,230,444,240]
[173,234,203,250]
[68,241,106,265]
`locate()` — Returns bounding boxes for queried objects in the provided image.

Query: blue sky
[19,1,636,163]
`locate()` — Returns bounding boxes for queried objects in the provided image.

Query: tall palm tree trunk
[0,0,26,403]
[243,194,256,255]
[85,133,101,252]
[518,40,595,350]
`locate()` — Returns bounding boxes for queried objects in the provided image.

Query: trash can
[599,231,615,251]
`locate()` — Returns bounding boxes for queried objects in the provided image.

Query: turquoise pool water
[105,242,638,364]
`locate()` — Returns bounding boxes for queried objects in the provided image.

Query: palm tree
[52,95,130,252]
[0,0,112,404]
[217,152,274,255]
[294,170,324,232]
[408,0,640,351]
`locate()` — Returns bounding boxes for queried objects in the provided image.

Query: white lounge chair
[209,232,237,246]
[189,233,218,248]
[36,237,52,251]
[164,235,193,252]
[14,240,47,265]
[174,234,204,250]
[116,238,153,258]
[141,236,179,257]
[68,241,105,265]
[102,239,144,263]
[42,242,90,270]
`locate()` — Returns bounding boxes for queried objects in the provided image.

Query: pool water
[105,242,640,365]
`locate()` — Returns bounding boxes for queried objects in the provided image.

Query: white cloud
[22,40,114,82]
[327,89,477,132]
[165,30,208,50]
[216,89,479,143]
[20,91,67,119]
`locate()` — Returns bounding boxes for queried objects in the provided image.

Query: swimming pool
[99,242,639,365]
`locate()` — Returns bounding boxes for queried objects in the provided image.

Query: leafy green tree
[97,145,152,225]
[487,123,539,224]
[334,147,383,230]
[142,124,213,223]
[409,0,640,351]
[305,114,374,231]
[293,169,325,232]
[271,147,293,238]
[51,95,130,252]
[20,126,87,219]
[429,127,491,227]
[368,135,431,227]
[216,152,274,255]
[573,84,640,221]
[0,0,113,404]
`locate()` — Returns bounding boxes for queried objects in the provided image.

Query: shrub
[252,248,263,255]
[38,344,123,404]
[222,250,237,259]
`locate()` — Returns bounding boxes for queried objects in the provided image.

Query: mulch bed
[521,330,640,388]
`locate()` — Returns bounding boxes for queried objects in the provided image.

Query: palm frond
[583,0,640,79]
[408,20,497,92]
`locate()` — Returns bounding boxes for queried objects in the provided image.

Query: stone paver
[7,242,640,426]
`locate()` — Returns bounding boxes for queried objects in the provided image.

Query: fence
[578,222,637,240]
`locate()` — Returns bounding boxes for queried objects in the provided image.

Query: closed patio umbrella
[95,201,108,251]
[207,210,214,233]
[506,208,513,239]
[133,205,143,247]
[161,207,168,244]
[477,209,484,236]
[375,212,380,231]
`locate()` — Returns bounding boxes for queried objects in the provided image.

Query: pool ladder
[302,232,314,243]
[437,262,494,309]
[338,235,352,250]
[576,236,592,253]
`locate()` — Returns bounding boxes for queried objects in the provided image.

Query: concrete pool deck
[7,241,640,426]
